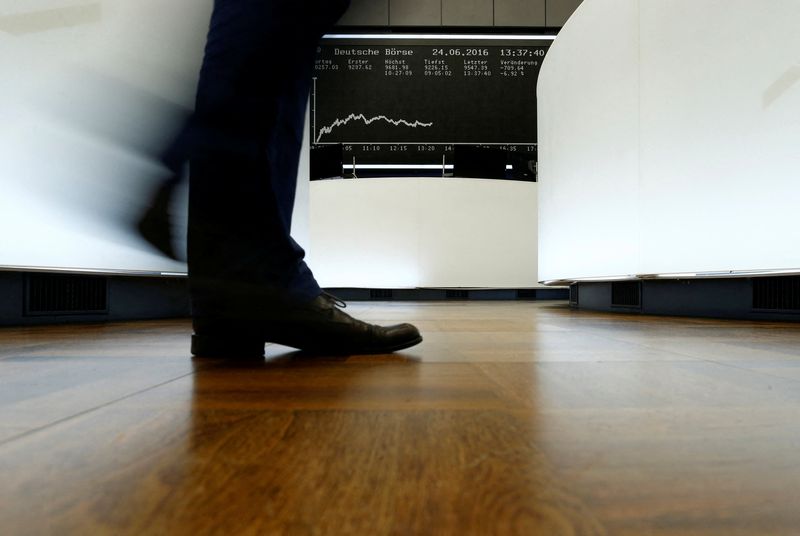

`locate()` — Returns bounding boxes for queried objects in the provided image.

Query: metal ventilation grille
[445,290,469,300]
[370,289,394,300]
[753,276,800,311]
[25,274,108,316]
[569,284,579,306]
[611,281,641,308]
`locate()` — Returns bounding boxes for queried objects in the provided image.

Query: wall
[537,0,638,281]
[537,0,800,283]
[309,178,541,288]
[0,1,212,274]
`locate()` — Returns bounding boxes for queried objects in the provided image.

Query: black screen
[453,145,507,179]
[310,143,344,180]
[311,37,549,171]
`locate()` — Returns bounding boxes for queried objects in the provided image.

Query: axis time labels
[312,41,548,166]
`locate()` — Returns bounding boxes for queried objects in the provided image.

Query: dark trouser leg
[187,0,349,315]
[145,0,420,356]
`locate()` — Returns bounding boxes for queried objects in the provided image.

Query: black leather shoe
[191,293,422,357]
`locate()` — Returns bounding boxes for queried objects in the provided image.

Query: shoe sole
[191,334,423,358]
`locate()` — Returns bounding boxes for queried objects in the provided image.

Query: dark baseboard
[324,287,569,302]
[0,271,190,326]
[0,272,568,326]
[570,277,800,322]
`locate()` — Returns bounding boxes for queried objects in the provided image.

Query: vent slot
[753,276,800,311]
[611,281,641,308]
[569,284,579,306]
[516,289,538,300]
[445,289,469,300]
[25,274,108,316]
[370,289,394,300]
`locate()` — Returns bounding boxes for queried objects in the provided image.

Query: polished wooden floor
[2,302,800,535]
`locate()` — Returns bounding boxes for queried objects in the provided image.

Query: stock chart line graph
[311,40,548,164]
[314,113,434,143]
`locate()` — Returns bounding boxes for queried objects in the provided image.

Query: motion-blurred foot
[137,178,180,260]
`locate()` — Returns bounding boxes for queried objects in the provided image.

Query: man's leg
[188,0,323,308]
[185,0,422,356]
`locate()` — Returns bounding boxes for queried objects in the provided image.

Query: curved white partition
[538,0,800,284]
[0,0,211,275]
[309,178,541,288]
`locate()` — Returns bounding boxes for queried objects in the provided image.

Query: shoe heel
[191,333,265,358]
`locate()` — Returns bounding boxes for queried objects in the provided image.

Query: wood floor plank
[0,426,31,443]
[0,404,605,535]
[188,359,506,412]
[478,360,800,412]
[0,324,197,430]
[525,406,800,536]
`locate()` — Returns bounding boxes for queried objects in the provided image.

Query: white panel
[537,0,640,282]
[308,178,541,288]
[0,0,211,273]
[308,179,421,288]
[0,122,187,273]
[417,179,538,287]
[0,0,95,16]
[638,0,800,275]
[537,0,800,283]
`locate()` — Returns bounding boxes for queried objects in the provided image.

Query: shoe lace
[321,291,347,309]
